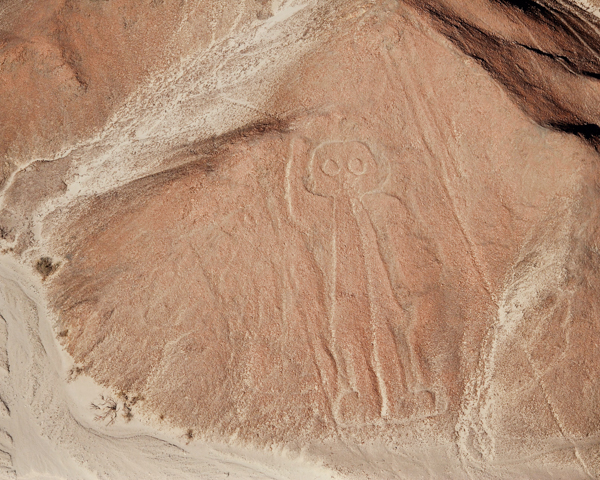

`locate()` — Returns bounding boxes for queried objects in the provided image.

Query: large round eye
[348,157,366,175]
[321,159,340,176]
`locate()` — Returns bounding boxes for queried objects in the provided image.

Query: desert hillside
[1,1,600,479]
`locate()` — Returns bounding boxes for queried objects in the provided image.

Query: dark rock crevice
[407,0,600,145]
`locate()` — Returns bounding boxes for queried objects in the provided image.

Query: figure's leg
[352,198,422,419]
[356,197,440,420]
[330,196,382,425]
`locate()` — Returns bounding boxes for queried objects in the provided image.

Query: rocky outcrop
[1,0,600,478]
[412,0,600,142]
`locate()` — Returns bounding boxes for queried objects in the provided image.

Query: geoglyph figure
[304,140,438,424]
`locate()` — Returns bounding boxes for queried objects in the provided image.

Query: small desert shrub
[35,257,59,279]
[67,365,85,381]
[91,395,119,425]
[91,391,143,425]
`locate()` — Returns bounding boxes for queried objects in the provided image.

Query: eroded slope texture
[2,0,600,478]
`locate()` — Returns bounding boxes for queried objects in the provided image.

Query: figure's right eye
[348,157,366,176]
[321,159,340,177]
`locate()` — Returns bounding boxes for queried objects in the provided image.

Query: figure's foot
[385,389,444,422]
[335,390,381,426]
[333,387,446,425]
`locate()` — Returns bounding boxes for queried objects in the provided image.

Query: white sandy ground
[0,253,346,480]
[0,247,592,480]
[571,0,600,16]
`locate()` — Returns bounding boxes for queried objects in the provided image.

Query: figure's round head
[308,141,387,198]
